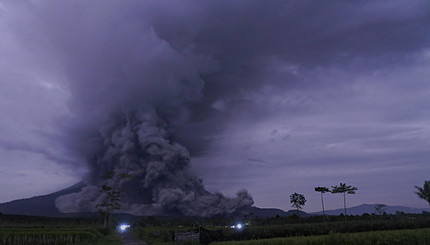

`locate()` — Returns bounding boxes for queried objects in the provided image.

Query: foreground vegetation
[2,212,430,244]
[220,217,430,241]
[0,213,121,245]
[212,228,430,245]
[133,213,430,244]
[0,227,121,245]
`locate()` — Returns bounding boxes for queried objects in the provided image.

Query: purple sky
[0,0,430,212]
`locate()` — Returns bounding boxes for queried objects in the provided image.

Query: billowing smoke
[2,0,428,216]
[56,108,253,216]
[43,0,260,216]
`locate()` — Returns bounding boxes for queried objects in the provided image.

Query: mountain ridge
[0,182,428,217]
[0,182,86,217]
[310,203,430,216]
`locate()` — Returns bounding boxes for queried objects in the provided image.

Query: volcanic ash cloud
[55,108,253,216]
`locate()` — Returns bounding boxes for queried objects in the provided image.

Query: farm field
[211,228,430,245]
[0,214,121,245]
[2,213,430,244]
[0,227,121,245]
[135,227,430,245]
[133,214,430,245]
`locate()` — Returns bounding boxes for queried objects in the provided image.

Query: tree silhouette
[374,204,386,215]
[331,183,357,221]
[96,171,132,228]
[290,193,306,211]
[415,180,430,207]
[314,186,330,221]
[96,183,121,228]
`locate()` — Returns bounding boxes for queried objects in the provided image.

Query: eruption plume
[56,108,253,216]
[25,0,261,216]
[2,0,427,216]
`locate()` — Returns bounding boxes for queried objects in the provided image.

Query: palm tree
[315,186,330,221]
[415,180,430,207]
[331,183,358,221]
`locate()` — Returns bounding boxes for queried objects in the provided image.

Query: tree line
[289,182,357,221]
[290,180,430,222]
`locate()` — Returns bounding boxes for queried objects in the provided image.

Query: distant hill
[0,182,314,218]
[0,182,85,217]
[248,207,311,218]
[311,204,430,216]
[1,183,427,218]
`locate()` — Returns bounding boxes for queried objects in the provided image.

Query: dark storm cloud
[1,0,429,212]
[196,62,430,210]
[4,0,428,154]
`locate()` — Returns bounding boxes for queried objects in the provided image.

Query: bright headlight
[118,224,130,232]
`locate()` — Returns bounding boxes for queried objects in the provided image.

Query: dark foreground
[118,231,148,245]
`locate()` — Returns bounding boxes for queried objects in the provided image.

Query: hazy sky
[0,0,429,212]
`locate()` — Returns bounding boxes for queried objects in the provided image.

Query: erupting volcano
[56,108,253,216]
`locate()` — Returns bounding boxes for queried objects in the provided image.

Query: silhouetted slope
[249,207,311,218]
[312,204,430,215]
[0,182,85,217]
[2,183,428,218]
[0,182,309,218]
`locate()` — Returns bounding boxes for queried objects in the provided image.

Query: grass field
[0,214,121,245]
[221,218,430,241]
[133,216,430,245]
[2,213,430,244]
[0,227,121,245]
[211,228,430,245]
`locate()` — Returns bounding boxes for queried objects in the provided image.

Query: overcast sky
[0,0,429,212]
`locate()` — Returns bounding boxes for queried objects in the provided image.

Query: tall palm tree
[331,183,358,221]
[315,186,330,221]
[415,180,430,207]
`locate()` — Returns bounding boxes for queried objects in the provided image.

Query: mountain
[0,182,85,217]
[2,183,427,218]
[312,204,430,216]
[0,182,313,218]
[248,207,287,218]
[248,207,311,218]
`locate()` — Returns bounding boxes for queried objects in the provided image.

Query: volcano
[0,182,85,217]
[0,182,288,218]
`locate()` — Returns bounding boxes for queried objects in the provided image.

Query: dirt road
[117,231,148,245]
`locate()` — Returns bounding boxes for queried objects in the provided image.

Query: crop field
[220,218,430,241]
[133,215,430,245]
[0,227,121,245]
[211,228,430,245]
[2,213,430,244]
[1,227,96,245]
[0,214,121,245]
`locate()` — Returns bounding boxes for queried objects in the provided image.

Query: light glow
[118,224,131,232]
